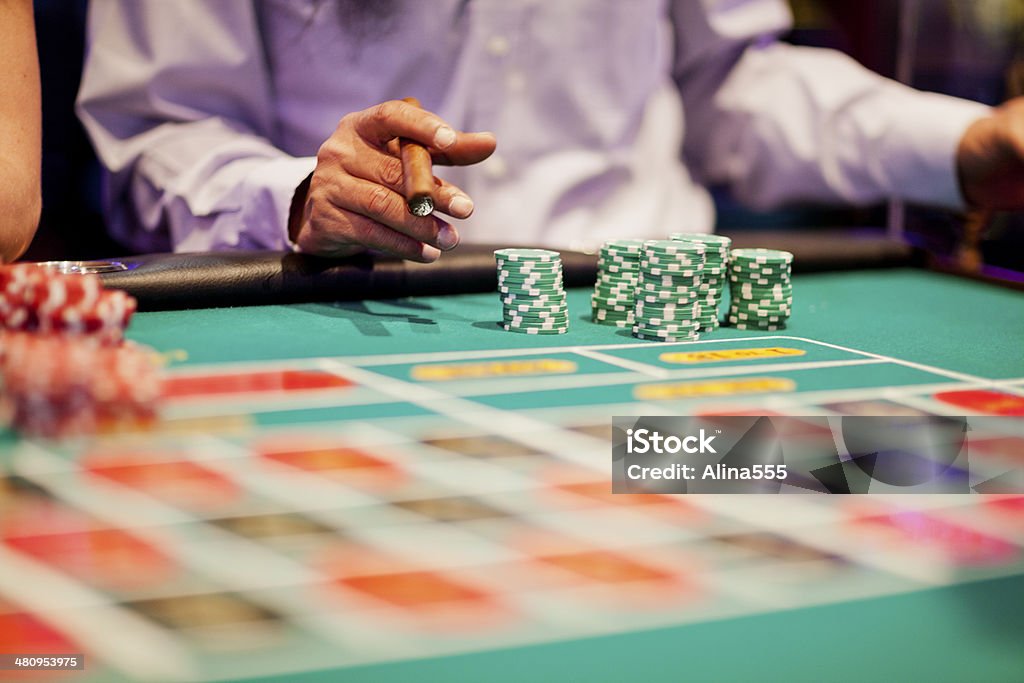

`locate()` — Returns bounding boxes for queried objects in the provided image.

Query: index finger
[353,100,458,152]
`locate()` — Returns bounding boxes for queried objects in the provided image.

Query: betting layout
[1,332,1023,681]
[0,237,795,438]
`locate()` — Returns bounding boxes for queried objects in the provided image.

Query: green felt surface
[129,269,1024,382]
[118,267,1024,682]
[230,573,1024,683]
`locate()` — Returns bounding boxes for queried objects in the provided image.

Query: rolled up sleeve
[672,0,991,211]
[77,0,315,252]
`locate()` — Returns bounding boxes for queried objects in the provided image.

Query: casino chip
[0,264,137,344]
[0,264,162,438]
[726,248,794,330]
[494,249,569,335]
[0,332,163,438]
[591,239,644,328]
[669,233,731,331]
[631,240,706,342]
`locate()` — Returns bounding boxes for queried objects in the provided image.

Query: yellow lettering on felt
[411,359,577,381]
[634,377,795,400]
[659,347,805,364]
[156,349,189,366]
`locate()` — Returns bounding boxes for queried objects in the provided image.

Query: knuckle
[307,174,324,194]
[305,199,332,233]
[305,202,333,237]
[369,100,399,123]
[318,134,357,168]
[376,157,404,187]
[316,139,339,165]
[315,142,329,164]
[365,185,398,218]
[338,111,359,131]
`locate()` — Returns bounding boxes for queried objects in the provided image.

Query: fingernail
[449,195,474,219]
[437,224,460,251]
[434,126,457,149]
[421,244,442,262]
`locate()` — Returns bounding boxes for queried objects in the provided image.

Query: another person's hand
[289,100,496,262]
[957,98,1024,210]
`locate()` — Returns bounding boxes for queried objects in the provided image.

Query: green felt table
[128,267,1023,683]
[4,267,1024,683]
[130,268,1023,380]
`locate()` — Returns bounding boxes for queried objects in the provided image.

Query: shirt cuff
[880,87,991,210]
[239,155,317,250]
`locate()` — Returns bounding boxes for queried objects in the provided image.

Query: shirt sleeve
[671,0,992,211]
[77,0,315,253]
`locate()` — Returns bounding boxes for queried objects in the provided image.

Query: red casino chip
[28,271,103,313]
[0,332,163,438]
[0,264,136,343]
[35,289,137,344]
[0,265,154,437]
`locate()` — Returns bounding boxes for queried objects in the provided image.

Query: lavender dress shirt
[77,0,990,254]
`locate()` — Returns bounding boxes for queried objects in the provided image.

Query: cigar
[399,97,436,217]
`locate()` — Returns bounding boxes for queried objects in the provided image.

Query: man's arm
[0,0,42,263]
[671,0,991,211]
[77,0,312,253]
[78,1,494,259]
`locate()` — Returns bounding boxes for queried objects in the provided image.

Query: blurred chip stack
[495,249,569,335]
[0,264,136,344]
[590,239,644,327]
[727,248,794,330]
[0,333,162,438]
[669,233,732,331]
[0,264,162,437]
[632,240,707,342]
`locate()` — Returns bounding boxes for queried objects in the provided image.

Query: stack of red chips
[0,264,136,344]
[0,264,162,437]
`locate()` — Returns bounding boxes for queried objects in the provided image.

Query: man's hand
[958,98,1024,210]
[290,100,496,261]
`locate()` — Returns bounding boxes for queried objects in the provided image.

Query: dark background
[25,0,1024,275]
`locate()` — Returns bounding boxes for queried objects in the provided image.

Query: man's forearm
[679,38,990,210]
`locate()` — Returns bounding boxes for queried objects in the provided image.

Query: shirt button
[484,155,509,180]
[486,35,510,57]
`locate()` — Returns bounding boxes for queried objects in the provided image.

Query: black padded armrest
[97,246,598,311]
[95,230,915,311]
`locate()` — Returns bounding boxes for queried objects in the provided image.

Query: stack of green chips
[727,248,794,330]
[668,233,732,330]
[495,248,569,335]
[591,239,644,327]
[632,240,706,342]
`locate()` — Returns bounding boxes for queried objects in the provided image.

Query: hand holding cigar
[399,97,437,217]
[288,98,496,261]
